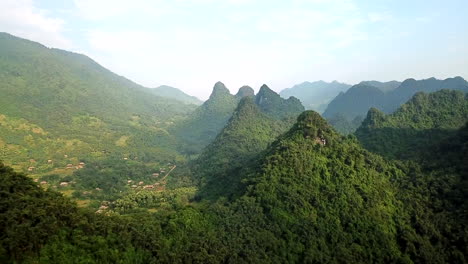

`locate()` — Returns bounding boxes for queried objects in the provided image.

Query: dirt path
[160,165,176,182]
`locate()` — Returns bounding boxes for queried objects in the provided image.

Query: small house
[59,182,69,187]
[47,159,53,164]
[138,181,144,185]
[131,185,137,188]
[152,173,159,177]
[40,181,47,185]
[27,167,35,171]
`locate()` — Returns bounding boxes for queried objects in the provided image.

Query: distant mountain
[359,80,401,92]
[323,77,468,121]
[355,89,468,160]
[323,84,385,120]
[149,85,202,105]
[279,81,351,112]
[0,32,194,171]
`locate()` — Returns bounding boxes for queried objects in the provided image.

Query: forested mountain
[2,109,467,263]
[171,82,243,154]
[279,80,351,112]
[0,32,195,172]
[355,89,468,159]
[193,94,301,199]
[256,84,304,119]
[323,77,468,122]
[149,85,202,105]
[179,111,466,262]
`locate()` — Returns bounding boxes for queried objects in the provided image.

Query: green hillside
[0,32,195,173]
[171,81,242,154]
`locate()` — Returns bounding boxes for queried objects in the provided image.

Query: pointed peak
[259,84,274,93]
[209,81,231,100]
[293,111,335,140]
[236,86,255,98]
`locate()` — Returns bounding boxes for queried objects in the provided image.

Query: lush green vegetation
[193,97,298,199]
[2,108,468,263]
[0,33,194,174]
[355,90,468,160]
[327,113,364,134]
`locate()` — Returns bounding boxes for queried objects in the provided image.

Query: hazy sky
[1,0,467,99]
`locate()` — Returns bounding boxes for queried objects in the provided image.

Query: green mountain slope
[355,90,468,160]
[0,33,195,172]
[255,84,304,119]
[149,85,202,105]
[192,85,304,199]
[193,97,298,199]
[279,80,351,112]
[197,111,410,262]
[171,82,242,154]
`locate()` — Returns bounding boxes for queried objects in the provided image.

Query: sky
[1,0,468,100]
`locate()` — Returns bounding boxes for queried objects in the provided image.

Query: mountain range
[1,32,467,263]
[173,82,304,154]
[323,77,468,121]
[279,80,351,112]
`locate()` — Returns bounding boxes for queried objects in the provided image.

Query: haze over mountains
[149,85,203,105]
[279,81,351,112]
[323,76,468,121]
[1,32,467,263]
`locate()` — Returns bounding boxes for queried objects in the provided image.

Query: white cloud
[0,0,71,48]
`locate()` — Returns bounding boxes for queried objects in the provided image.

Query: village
[25,154,178,214]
